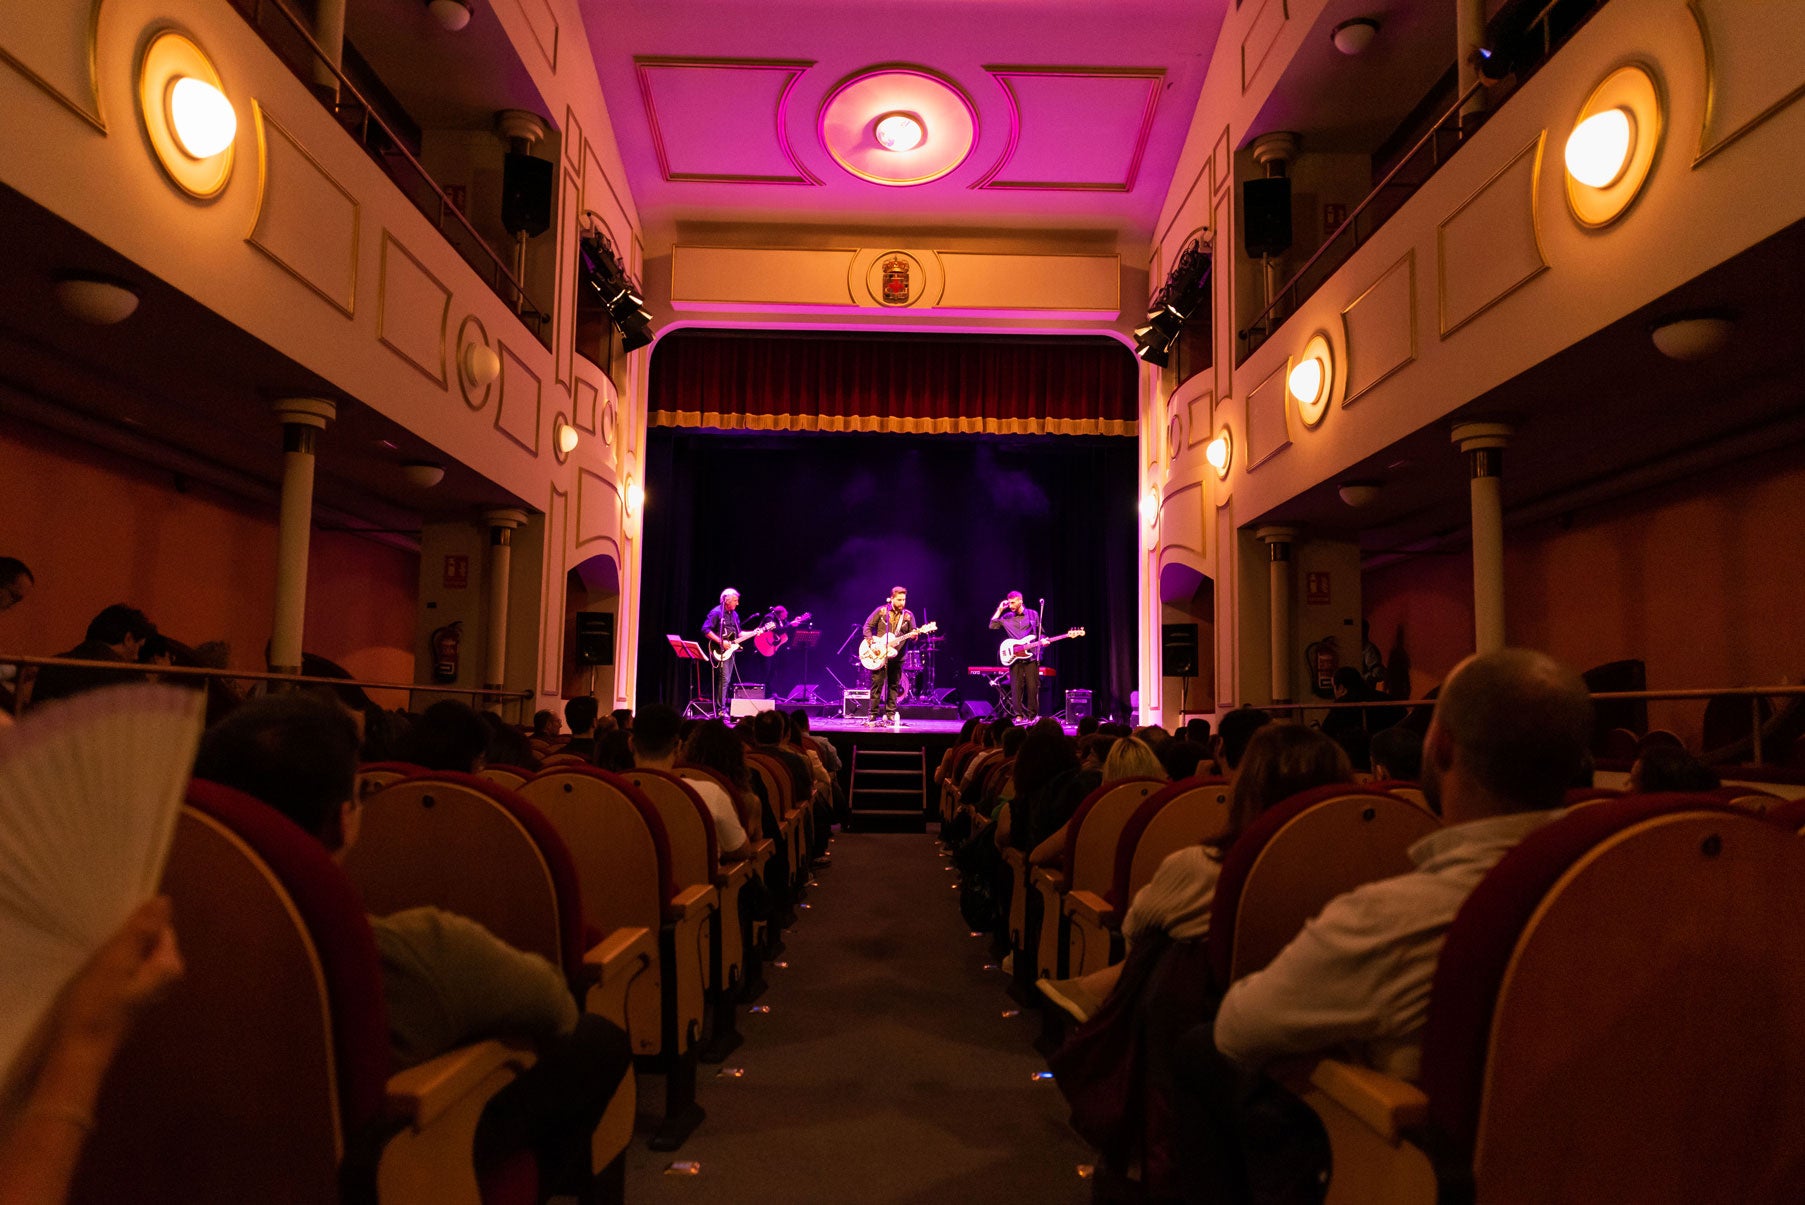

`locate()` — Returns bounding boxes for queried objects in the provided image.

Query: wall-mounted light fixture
[625,477,644,517]
[1204,427,1233,478]
[461,341,501,386]
[553,417,580,463]
[140,31,235,199]
[1565,63,1661,228]
[1288,332,1334,427]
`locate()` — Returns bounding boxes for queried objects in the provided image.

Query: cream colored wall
[0,0,651,712]
[1144,0,1805,720]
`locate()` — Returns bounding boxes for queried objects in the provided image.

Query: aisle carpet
[620,830,1092,1204]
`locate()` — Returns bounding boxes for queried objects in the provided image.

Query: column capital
[482,507,530,530]
[272,397,337,429]
[495,109,546,148]
[1450,421,1514,452]
[1251,132,1301,171]
[1253,524,1302,546]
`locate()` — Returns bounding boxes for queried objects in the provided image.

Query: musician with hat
[990,591,1044,719]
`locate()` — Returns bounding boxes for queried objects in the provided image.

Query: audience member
[193,696,628,1198]
[592,728,634,773]
[610,708,632,733]
[0,898,182,1205]
[1076,715,1101,738]
[1213,707,1271,774]
[478,711,537,772]
[1026,736,1168,870]
[0,558,31,613]
[1002,721,1079,854]
[394,699,489,773]
[1369,724,1424,783]
[679,718,761,837]
[30,605,157,707]
[1183,718,1212,745]
[1157,737,1213,782]
[1628,745,1720,793]
[532,710,562,741]
[561,696,602,760]
[633,704,748,861]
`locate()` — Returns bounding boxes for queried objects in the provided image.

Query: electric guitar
[858,621,939,671]
[754,612,812,656]
[709,621,775,665]
[999,627,1085,665]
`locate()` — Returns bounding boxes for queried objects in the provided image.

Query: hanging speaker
[501,152,554,238]
[574,612,614,666]
[1242,177,1293,258]
[1163,623,1200,677]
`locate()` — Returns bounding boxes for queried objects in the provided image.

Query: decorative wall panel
[0,0,104,130]
[1243,365,1290,469]
[1689,0,1805,163]
[977,68,1163,191]
[1340,251,1415,405]
[1437,135,1547,337]
[513,0,558,70]
[576,467,621,547]
[1240,0,1285,93]
[495,343,542,454]
[636,58,816,183]
[377,232,451,387]
[573,376,599,433]
[248,106,359,316]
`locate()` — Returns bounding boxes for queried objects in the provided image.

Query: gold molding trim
[554,168,580,390]
[636,57,820,186]
[456,313,492,410]
[936,249,1121,313]
[377,231,451,388]
[1340,249,1416,407]
[246,102,359,318]
[1157,482,1206,562]
[563,104,584,170]
[495,341,542,455]
[1437,133,1548,339]
[1212,126,1231,196]
[0,0,107,132]
[670,244,862,307]
[1240,0,1285,94]
[647,411,1135,437]
[1184,388,1215,448]
[1687,0,1805,167]
[572,376,599,434]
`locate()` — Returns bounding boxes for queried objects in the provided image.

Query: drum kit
[852,633,943,700]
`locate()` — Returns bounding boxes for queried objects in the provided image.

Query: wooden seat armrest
[1030,866,1065,892]
[1002,848,1026,870]
[752,837,776,860]
[1064,889,1116,927]
[386,1040,534,1130]
[1287,1058,1429,1141]
[670,883,717,920]
[582,926,656,987]
[715,859,755,889]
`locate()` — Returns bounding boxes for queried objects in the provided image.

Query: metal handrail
[236,0,550,338]
[1238,78,1486,354]
[2,653,533,720]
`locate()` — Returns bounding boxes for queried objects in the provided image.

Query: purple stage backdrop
[638,428,1139,719]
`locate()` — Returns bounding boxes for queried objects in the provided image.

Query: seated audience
[529,709,564,761]
[610,708,632,733]
[560,696,602,760]
[0,899,182,1205]
[193,696,629,1198]
[1026,735,1168,869]
[1076,715,1101,738]
[1627,744,1720,793]
[1212,707,1272,775]
[679,719,762,837]
[1041,725,1353,1022]
[633,705,748,862]
[1369,724,1424,784]
[395,700,490,773]
[478,712,537,772]
[1183,718,1212,745]
[592,728,634,773]
[30,605,157,706]
[1156,736,1213,782]
[999,721,1079,853]
[0,557,31,613]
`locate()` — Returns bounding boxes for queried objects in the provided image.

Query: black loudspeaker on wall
[1242,177,1293,258]
[1163,623,1200,678]
[502,152,554,238]
[959,699,995,722]
[574,612,614,666]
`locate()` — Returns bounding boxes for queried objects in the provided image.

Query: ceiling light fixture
[1338,480,1382,508]
[1564,106,1635,189]
[401,462,446,489]
[1330,17,1380,56]
[426,0,473,31]
[874,112,924,152]
[53,275,140,325]
[1650,312,1734,361]
[167,77,237,158]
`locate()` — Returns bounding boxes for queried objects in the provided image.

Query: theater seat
[1031,777,1163,980]
[478,765,532,789]
[357,760,428,796]
[72,782,535,1205]
[1291,796,1805,1204]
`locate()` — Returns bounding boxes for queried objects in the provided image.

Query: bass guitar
[709,621,776,665]
[858,621,939,671]
[754,611,812,656]
[999,627,1085,665]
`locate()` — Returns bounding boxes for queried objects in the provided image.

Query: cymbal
[918,635,945,645]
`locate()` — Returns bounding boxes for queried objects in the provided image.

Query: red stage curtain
[648,332,1138,436]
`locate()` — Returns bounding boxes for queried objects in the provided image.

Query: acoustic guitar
[858,621,939,671]
[754,611,812,656]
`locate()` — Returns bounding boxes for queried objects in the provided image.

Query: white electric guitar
[858,621,939,671]
[999,627,1085,665]
[709,621,775,665]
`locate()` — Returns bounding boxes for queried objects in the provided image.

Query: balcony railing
[229,0,551,344]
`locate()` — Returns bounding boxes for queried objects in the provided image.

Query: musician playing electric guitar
[701,587,744,717]
[861,585,918,726]
[989,591,1046,718]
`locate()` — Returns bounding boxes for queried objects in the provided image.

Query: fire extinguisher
[431,621,462,684]
[1306,636,1340,699]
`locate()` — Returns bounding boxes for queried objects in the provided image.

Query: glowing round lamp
[556,423,580,456]
[1287,358,1323,407]
[140,32,235,198]
[167,77,236,158]
[625,479,645,516]
[1205,429,1232,477]
[1564,107,1634,189]
[1289,332,1335,427]
[874,112,924,152]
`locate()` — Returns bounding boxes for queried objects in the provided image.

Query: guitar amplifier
[730,698,776,717]
[733,683,766,699]
[842,689,871,718]
[1065,689,1093,722]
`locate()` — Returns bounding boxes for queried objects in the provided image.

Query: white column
[312,0,347,100]
[270,398,336,674]
[1256,526,1301,704]
[1457,0,1488,124]
[1452,423,1514,653]
[482,508,529,696]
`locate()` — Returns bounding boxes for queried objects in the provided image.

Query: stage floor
[812,716,967,736]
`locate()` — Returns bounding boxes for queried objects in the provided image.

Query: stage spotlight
[1135,338,1171,368]
[578,221,658,352]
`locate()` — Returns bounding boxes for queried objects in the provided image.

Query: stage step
[848,746,926,833]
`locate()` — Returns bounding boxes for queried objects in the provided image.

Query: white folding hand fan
[0,683,206,1081]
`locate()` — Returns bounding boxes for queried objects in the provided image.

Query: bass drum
[896,672,913,702]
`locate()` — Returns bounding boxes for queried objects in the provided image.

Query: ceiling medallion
[820,67,975,186]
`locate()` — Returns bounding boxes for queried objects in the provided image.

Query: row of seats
[71,750,833,1205]
[948,758,1805,1201]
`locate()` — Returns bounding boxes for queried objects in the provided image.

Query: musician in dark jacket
[702,587,742,718]
[861,586,916,725]
[990,591,1043,719]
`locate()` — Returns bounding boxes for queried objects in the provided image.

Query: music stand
[670,635,713,719]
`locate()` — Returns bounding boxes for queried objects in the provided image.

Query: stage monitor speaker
[1163,623,1200,677]
[574,612,614,666]
[733,683,766,700]
[502,152,554,238]
[959,699,995,722]
[1066,689,1093,722]
[730,698,776,717]
[1242,177,1293,258]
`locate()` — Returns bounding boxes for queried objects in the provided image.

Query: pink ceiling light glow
[820,66,976,186]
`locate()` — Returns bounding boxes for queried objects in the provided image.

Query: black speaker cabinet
[1242,177,1293,258]
[1065,689,1093,722]
[1163,623,1200,678]
[959,699,995,722]
[574,612,614,666]
[502,152,554,238]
